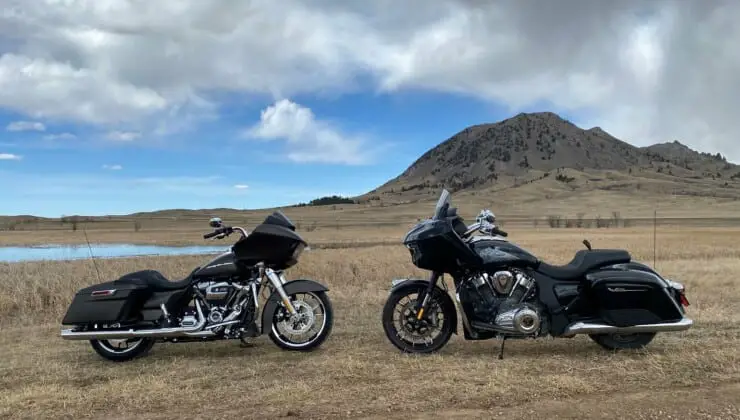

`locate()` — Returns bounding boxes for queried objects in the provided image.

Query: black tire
[268,291,334,352]
[382,285,455,354]
[89,338,156,362]
[589,332,656,350]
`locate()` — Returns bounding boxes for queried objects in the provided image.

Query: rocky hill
[360,112,740,201]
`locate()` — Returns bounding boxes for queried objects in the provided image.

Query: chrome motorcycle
[60,211,333,361]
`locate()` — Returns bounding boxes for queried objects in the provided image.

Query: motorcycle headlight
[292,243,306,259]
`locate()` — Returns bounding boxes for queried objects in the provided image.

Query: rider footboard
[585,270,684,327]
[61,281,150,325]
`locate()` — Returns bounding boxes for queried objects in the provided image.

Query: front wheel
[381,285,455,354]
[89,338,155,362]
[268,291,333,351]
[589,332,656,350]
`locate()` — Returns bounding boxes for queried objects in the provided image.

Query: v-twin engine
[465,269,545,335]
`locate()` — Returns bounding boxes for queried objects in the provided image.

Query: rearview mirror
[209,217,223,228]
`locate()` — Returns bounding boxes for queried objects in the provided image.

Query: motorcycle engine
[462,269,545,336]
[196,281,237,324]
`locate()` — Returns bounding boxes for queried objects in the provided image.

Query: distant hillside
[3,112,740,222]
[295,195,356,207]
[358,112,740,203]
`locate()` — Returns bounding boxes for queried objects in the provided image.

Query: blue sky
[0,91,524,216]
[0,1,737,217]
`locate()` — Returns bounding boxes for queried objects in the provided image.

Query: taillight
[679,291,690,307]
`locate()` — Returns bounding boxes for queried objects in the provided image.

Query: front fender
[388,278,458,335]
[261,279,329,334]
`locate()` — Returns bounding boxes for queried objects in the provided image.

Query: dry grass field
[1,224,739,419]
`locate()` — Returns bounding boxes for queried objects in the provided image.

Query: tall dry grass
[1,227,739,419]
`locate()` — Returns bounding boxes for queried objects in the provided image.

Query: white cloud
[6,121,45,132]
[233,184,249,189]
[43,133,77,140]
[0,153,22,160]
[246,99,370,165]
[102,164,122,170]
[106,131,141,141]
[0,1,738,159]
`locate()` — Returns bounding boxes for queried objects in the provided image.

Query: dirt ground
[1,227,739,419]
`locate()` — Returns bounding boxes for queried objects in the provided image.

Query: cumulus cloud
[0,1,738,158]
[102,164,122,170]
[233,184,249,189]
[6,121,45,132]
[246,99,370,165]
[0,153,22,160]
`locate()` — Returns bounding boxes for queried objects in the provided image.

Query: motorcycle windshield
[433,189,451,220]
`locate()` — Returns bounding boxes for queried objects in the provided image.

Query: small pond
[0,243,228,263]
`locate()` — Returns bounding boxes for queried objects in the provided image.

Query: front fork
[415,271,441,320]
[258,264,298,315]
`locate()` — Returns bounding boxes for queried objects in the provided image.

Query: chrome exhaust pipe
[61,300,215,340]
[563,317,693,336]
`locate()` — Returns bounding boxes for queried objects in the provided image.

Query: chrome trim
[250,281,259,311]
[665,279,685,291]
[91,289,116,297]
[607,287,645,293]
[61,300,210,340]
[563,317,693,336]
[232,226,249,237]
[160,303,170,318]
[263,266,297,314]
[205,320,240,330]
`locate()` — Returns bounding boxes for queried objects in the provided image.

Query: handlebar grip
[203,230,220,239]
[495,228,509,237]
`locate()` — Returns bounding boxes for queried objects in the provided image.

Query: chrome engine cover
[494,304,542,335]
[208,308,225,324]
[198,281,231,300]
[180,315,198,328]
[491,270,515,295]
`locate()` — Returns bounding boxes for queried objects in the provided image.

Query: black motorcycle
[61,211,333,362]
[381,189,692,358]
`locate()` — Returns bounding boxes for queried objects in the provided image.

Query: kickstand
[498,336,507,360]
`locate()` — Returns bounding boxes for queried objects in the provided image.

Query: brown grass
[1,227,740,419]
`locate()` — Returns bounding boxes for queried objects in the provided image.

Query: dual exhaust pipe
[60,300,217,341]
[563,317,693,336]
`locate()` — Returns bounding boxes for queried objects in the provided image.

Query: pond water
[0,243,229,263]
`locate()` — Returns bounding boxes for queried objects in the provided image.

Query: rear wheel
[89,338,155,362]
[589,332,656,350]
[382,285,455,354]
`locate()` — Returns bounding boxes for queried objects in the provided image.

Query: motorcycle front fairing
[403,202,480,273]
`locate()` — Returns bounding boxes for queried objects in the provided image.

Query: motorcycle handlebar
[203,226,231,239]
[463,221,509,238]
[493,227,508,237]
[203,225,247,240]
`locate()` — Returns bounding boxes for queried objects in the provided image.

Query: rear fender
[388,278,458,335]
[260,279,329,334]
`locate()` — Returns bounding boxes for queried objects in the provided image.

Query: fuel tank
[468,236,540,269]
[192,251,238,279]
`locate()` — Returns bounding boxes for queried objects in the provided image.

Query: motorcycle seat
[114,269,192,291]
[536,249,631,280]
